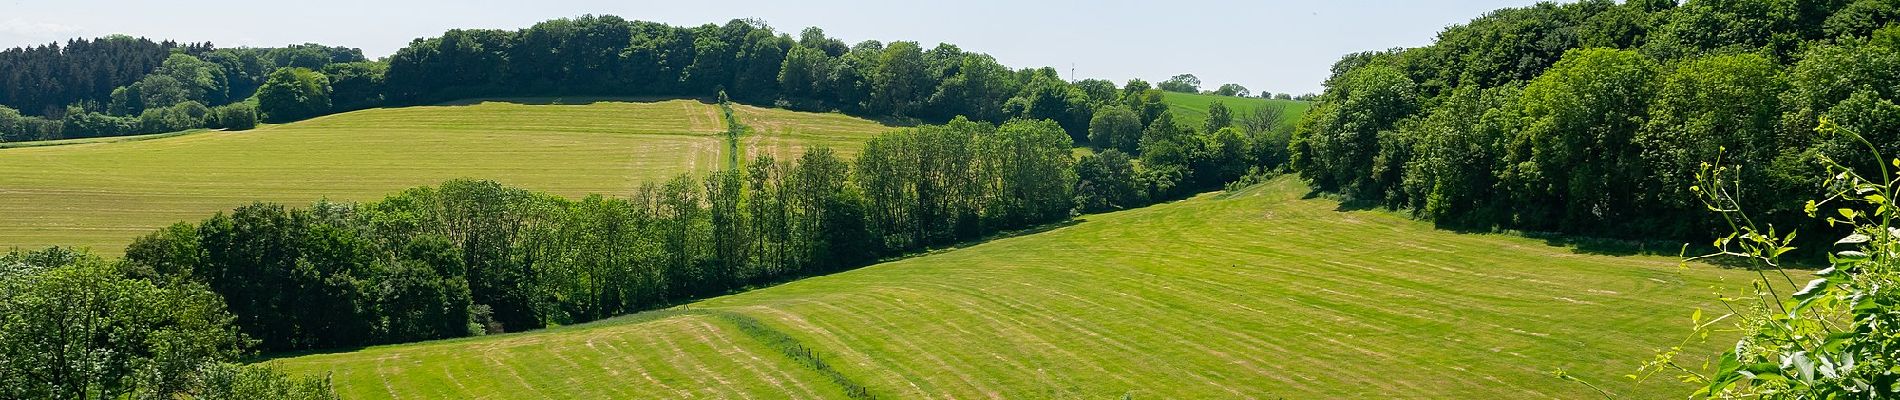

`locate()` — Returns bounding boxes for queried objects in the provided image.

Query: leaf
[1839,208,1857,219]
[1783,352,1815,384]
[1707,352,1743,394]
[1792,278,1830,300]
[1836,251,1869,260]
[1837,233,1871,245]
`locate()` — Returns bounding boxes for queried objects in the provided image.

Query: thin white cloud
[0,18,83,38]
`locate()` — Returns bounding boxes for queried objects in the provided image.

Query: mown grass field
[0,98,892,254]
[1162,91,1313,128]
[731,104,892,161]
[273,177,1751,399]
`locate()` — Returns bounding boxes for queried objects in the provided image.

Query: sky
[0,0,1550,95]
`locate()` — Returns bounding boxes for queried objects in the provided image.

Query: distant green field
[1162,91,1313,129]
[0,99,892,254]
[273,177,1749,399]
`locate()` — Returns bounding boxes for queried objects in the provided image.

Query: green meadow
[1162,92,1313,128]
[273,177,1748,399]
[0,99,891,254]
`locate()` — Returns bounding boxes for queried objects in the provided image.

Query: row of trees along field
[112,118,1079,351]
[1293,0,1900,252]
[0,16,1281,147]
[0,38,366,141]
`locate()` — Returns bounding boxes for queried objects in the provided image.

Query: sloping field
[1162,91,1313,128]
[272,177,1750,399]
[0,99,893,254]
[731,104,892,160]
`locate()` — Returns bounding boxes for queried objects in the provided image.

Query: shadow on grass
[1292,188,1809,267]
[246,308,704,364]
[1520,231,1690,258]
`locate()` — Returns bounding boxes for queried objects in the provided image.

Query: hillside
[271,177,1748,399]
[0,99,892,254]
[1161,92,1313,128]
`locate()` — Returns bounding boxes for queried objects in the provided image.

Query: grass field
[1162,92,1313,129]
[731,103,892,161]
[272,177,1751,399]
[0,98,893,254]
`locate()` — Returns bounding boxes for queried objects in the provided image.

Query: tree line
[1293,0,1900,251]
[0,41,366,142]
[85,92,1299,353]
[0,15,1303,148]
[107,117,1081,352]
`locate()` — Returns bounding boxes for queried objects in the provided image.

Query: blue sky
[0,0,1549,94]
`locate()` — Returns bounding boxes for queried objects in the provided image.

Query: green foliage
[0,105,28,142]
[1638,53,1794,238]
[1005,70,1093,140]
[192,363,339,400]
[1088,105,1142,153]
[320,61,386,112]
[1398,84,1523,226]
[1290,63,1417,198]
[1503,48,1657,233]
[1158,73,1200,93]
[1211,83,1250,97]
[0,249,245,399]
[209,103,257,131]
[870,41,929,117]
[1642,0,1807,60]
[1289,0,1900,249]
[256,67,331,123]
[1645,119,1900,399]
[1203,100,1232,133]
[1073,149,1143,212]
[137,100,209,133]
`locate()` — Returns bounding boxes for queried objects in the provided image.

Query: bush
[256,67,331,123]
[212,103,258,130]
[61,110,138,139]
[191,363,339,400]
[138,100,210,133]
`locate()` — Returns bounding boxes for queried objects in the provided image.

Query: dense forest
[0,38,364,141]
[1293,0,1900,251]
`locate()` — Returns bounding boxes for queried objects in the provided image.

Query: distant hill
[0,99,893,254]
[271,176,1745,399]
[1160,92,1312,129]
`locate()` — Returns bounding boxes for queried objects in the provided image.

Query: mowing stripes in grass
[275,177,1757,399]
[705,310,877,399]
[0,98,895,255]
